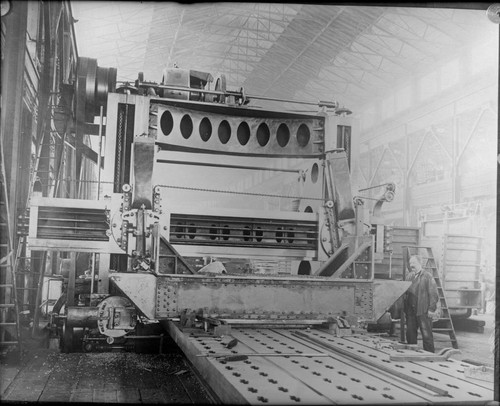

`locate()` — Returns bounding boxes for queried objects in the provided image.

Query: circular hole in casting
[256,123,270,146]
[218,120,231,144]
[277,123,290,147]
[180,114,193,139]
[243,226,252,241]
[199,117,212,141]
[160,110,174,135]
[222,225,230,240]
[209,224,218,240]
[298,261,311,275]
[174,223,184,238]
[311,163,319,183]
[297,124,310,147]
[255,227,263,242]
[237,122,251,145]
[188,224,196,239]
[276,227,283,243]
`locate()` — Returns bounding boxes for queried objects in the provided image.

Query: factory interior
[0,1,499,404]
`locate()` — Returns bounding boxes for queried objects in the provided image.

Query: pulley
[213,74,226,103]
[75,57,117,123]
[487,4,500,24]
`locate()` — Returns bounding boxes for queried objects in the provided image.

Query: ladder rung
[445,247,481,252]
[0,341,19,345]
[0,322,17,326]
[0,304,15,308]
[16,287,38,291]
[0,284,13,288]
[446,288,482,292]
[444,262,480,267]
[432,328,454,332]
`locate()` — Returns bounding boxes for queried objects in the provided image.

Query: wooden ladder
[404,245,458,349]
[0,142,22,358]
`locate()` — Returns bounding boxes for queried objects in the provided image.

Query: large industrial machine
[26,58,493,404]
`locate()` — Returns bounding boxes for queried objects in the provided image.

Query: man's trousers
[405,312,435,353]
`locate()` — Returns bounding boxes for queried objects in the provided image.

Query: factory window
[180,114,193,139]
[199,117,212,141]
[409,131,451,186]
[277,123,290,147]
[237,122,250,145]
[296,124,310,147]
[256,123,270,146]
[394,85,411,113]
[218,120,231,144]
[381,95,394,119]
[470,40,496,76]
[388,137,406,170]
[419,71,438,101]
[440,59,459,90]
[369,148,404,200]
[358,149,372,185]
[26,2,40,61]
[459,109,497,176]
[360,104,376,131]
[160,110,174,135]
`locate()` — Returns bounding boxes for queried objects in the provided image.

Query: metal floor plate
[165,322,494,405]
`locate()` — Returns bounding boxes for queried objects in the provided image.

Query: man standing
[404,255,439,352]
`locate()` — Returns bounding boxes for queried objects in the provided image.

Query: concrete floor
[0,314,496,404]
[443,313,496,367]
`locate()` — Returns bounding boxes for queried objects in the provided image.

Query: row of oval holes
[160,110,312,147]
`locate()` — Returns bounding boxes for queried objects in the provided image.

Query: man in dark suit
[404,255,439,352]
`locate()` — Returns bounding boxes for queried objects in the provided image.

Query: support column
[1,1,28,254]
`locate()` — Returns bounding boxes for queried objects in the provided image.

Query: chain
[156,184,324,201]
[114,106,124,192]
[36,180,325,201]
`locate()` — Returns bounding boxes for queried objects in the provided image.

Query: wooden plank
[2,349,213,404]
[93,388,118,403]
[116,388,141,403]
[139,387,166,403]
[2,349,57,401]
[69,389,94,402]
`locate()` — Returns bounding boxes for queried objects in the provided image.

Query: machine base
[163,320,493,404]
